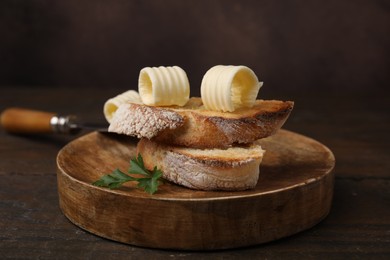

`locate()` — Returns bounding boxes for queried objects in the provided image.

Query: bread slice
[136,138,265,191]
[109,97,293,149]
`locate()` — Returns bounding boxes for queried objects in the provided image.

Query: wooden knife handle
[0,107,56,134]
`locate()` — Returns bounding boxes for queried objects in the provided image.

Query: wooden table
[1,86,389,258]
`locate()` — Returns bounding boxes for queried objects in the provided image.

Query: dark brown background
[1,0,389,97]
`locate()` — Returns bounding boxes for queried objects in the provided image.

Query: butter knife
[0,107,108,135]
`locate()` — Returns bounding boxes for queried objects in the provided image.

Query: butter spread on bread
[104,65,294,192]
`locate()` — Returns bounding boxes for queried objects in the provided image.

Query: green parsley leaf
[135,166,163,195]
[92,154,163,194]
[92,169,135,189]
[128,154,149,176]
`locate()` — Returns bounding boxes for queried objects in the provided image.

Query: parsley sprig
[92,154,162,194]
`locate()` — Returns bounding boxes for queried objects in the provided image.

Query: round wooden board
[56,129,335,250]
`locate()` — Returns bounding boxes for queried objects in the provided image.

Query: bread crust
[109,97,293,149]
[136,138,265,191]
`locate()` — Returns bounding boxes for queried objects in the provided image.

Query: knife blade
[0,107,108,135]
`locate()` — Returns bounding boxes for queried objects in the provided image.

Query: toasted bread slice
[137,138,265,191]
[109,97,293,148]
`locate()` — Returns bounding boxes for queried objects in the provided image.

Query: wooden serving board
[56,129,335,250]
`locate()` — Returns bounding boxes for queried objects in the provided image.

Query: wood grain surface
[56,130,335,250]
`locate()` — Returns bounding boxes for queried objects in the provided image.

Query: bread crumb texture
[163,151,262,190]
[108,103,184,139]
